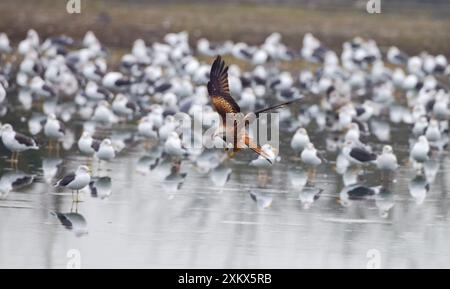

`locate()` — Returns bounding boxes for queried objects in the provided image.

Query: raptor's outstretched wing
[207,56,240,123]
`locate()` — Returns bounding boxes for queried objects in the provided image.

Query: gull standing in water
[77,131,101,156]
[410,136,430,164]
[376,145,398,172]
[1,123,39,165]
[164,132,187,157]
[301,142,323,167]
[290,127,310,153]
[95,138,116,163]
[44,113,65,152]
[54,165,91,202]
[342,140,376,166]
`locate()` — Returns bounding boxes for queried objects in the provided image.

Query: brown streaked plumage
[207,55,240,123]
[207,55,302,164]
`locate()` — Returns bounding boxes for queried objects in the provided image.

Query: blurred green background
[1,0,449,56]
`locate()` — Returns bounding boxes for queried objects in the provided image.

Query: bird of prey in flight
[207,55,301,163]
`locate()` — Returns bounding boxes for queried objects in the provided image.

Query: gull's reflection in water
[342,167,360,186]
[209,164,232,187]
[409,174,430,205]
[424,158,440,184]
[289,169,323,209]
[298,186,323,209]
[136,155,159,175]
[89,176,112,199]
[111,131,134,153]
[51,204,88,237]
[196,150,225,174]
[336,152,350,175]
[0,170,35,199]
[152,158,173,180]
[338,184,383,207]
[375,187,395,218]
[289,168,323,209]
[288,168,307,188]
[136,145,163,174]
[249,190,272,209]
[147,144,163,159]
[161,161,187,196]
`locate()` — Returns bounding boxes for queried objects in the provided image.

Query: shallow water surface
[1,116,450,269]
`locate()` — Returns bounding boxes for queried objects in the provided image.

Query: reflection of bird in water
[335,152,350,175]
[51,211,88,237]
[111,131,134,154]
[152,158,174,180]
[89,176,112,199]
[374,188,395,218]
[147,144,164,159]
[54,165,91,202]
[209,164,232,187]
[298,186,323,209]
[409,174,430,205]
[0,170,35,199]
[288,169,308,189]
[195,149,225,174]
[338,184,383,207]
[136,155,159,175]
[342,167,360,186]
[164,132,187,157]
[162,161,187,194]
[42,157,63,184]
[424,159,440,183]
[249,190,272,209]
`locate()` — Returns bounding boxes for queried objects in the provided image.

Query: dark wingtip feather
[254,97,303,118]
[210,55,226,79]
[208,55,230,97]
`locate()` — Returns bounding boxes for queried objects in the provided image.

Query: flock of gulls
[0,29,450,225]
